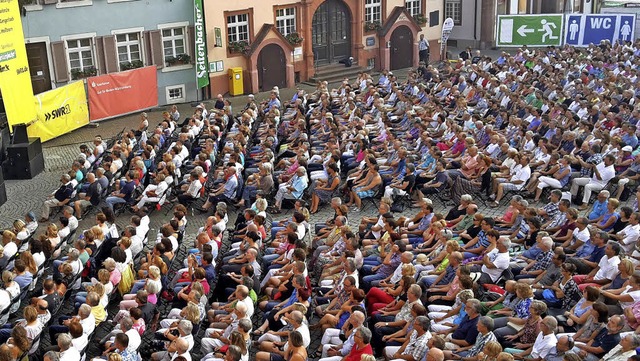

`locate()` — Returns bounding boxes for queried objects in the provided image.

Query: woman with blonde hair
[1,231,17,265]
[12,220,29,242]
[90,225,105,247]
[46,223,60,250]
[478,341,503,361]
[19,252,38,276]
[130,265,162,295]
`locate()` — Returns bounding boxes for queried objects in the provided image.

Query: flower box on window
[413,13,427,25]
[228,41,249,54]
[165,54,191,66]
[71,66,97,80]
[364,21,381,32]
[285,32,303,46]
[120,60,144,71]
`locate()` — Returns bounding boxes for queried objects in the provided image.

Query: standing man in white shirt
[418,34,429,64]
[570,154,616,209]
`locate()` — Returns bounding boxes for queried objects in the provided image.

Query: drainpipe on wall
[474,0,478,48]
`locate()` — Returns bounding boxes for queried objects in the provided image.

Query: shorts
[500,183,519,191]
[354,186,375,198]
[270,353,285,361]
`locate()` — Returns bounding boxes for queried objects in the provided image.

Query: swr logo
[44,105,71,121]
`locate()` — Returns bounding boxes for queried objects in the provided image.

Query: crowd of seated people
[4,40,640,361]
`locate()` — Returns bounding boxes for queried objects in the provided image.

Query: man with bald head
[198,166,238,212]
[201,302,249,355]
[319,310,366,360]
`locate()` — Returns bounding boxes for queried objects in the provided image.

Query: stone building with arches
[204,0,444,95]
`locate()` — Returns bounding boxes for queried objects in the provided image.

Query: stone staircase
[304,63,376,85]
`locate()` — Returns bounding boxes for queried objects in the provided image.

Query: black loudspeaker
[12,124,28,144]
[0,180,7,207]
[5,138,44,180]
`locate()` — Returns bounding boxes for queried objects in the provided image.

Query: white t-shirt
[3,242,17,260]
[510,165,531,190]
[531,332,557,359]
[591,162,615,187]
[481,249,510,282]
[621,224,640,254]
[594,255,620,281]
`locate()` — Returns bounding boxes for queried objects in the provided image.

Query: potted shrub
[285,32,303,46]
[120,60,144,70]
[413,13,427,25]
[165,56,178,66]
[364,21,381,32]
[83,66,97,77]
[176,53,191,64]
[70,69,83,80]
[228,41,249,54]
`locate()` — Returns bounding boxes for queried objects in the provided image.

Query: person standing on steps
[418,34,429,64]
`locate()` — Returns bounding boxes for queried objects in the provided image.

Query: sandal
[310,351,323,359]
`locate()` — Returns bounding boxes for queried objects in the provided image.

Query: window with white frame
[66,38,94,73]
[162,28,186,61]
[276,7,296,36]
[116,32,142,69]
[405,0,422,17]
[227,13,249,43]
[166,85,185,103]
[364,0,381,24]
[445,0,462,25]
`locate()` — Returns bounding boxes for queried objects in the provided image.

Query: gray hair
[238,318,252,332]
[57,333,73,350]
[227,345,242,361]
[627,334,640,348]
[599,190,610,197]
[67,248,80,261]
[178,319,193,335]
[441,229,453,240]
[357,327,372,344]
[466,299,483,313]
[78,304,91,318]
[498,236,511,249]
[290,310,304,325]
[331,197,342,206]
[415,316,430,331]
[460,194,473,202]
[335,216,347,225]
[145,281,160,294]
[120,317,134,330]
[519,199,529,207]
[43,351,60,361]
[352,310,366,325]
[478,316,494,331]
[542,316,558,331]
[541,237,554,249]
[346,258,356,272]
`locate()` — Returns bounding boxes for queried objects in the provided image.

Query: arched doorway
[257,44,286,92]
[312,0,351,65]
[390,25,413,70]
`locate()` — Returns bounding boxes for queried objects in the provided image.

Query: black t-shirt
[446,206,467,221]
[404,174,416,192]
[214,100,225,110]
[86,182,102,206]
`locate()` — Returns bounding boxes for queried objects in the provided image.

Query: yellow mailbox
[228,67,244,96]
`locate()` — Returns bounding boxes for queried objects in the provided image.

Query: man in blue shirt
[198,167,238,213]
[105,170,136,211]
[272,167,308,213]
[568,230,608,275]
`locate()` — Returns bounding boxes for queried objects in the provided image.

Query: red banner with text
[87,66,158,122]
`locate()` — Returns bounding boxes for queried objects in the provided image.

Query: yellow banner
[0,0,36,128]
[31,81,89,142]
